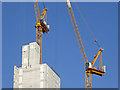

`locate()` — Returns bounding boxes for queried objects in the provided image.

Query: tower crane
[33,0,49,64]
[66,0,106,89]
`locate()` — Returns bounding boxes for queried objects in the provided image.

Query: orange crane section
[66,0,106,89]
[33,0,49,64]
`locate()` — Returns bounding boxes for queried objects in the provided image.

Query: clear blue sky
[2,2,118,88]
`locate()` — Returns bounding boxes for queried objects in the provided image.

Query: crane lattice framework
[34,0,49,64]
[66,0,106,89]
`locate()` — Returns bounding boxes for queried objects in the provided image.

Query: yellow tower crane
[66,0,106,89]
[33,0,49,64]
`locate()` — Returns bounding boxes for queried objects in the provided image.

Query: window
[18,85,22,88]
[40,82,44,88]
[30,45,34,49]
[40,73,44,80]
[24,58,27,64]
[23,46,27,51]
[19,77,22,83]
[40,65,44,72]
[19,69,23,75]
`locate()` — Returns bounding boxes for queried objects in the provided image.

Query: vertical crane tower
[66,0,106,89]
[33,0,49,64]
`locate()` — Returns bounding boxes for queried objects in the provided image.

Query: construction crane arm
[34,0,47,23]
[66,0,88,65]
[34,0,40,23]
[66,0,105,88]
[41,8,47,19]
[91,48,103,67]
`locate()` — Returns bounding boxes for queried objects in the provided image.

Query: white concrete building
[13,42,60,88]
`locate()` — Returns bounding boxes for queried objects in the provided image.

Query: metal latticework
[34,0,42,64]
[66,0,105,89]
[34,0,48,64]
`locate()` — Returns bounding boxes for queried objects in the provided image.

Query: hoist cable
[74,2,101,48]
[42,0,45,8]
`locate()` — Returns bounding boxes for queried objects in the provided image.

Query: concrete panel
[14,42,60,88]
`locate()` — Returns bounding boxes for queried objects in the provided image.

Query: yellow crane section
[33,0,49,64]
[66,0,88,66]
[91,48,103,67]
[66,0,105,89]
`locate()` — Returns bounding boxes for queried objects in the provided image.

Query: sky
[2,2,118,88]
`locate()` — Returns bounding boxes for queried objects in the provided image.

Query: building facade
[13,42,60,88]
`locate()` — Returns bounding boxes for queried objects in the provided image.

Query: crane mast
[34,0,49,64]
[66,0,105,89]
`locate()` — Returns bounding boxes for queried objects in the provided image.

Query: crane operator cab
[85,62,105,76]
[40,18,50,34]
[35,18,50,34]
[85,62,91,69]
